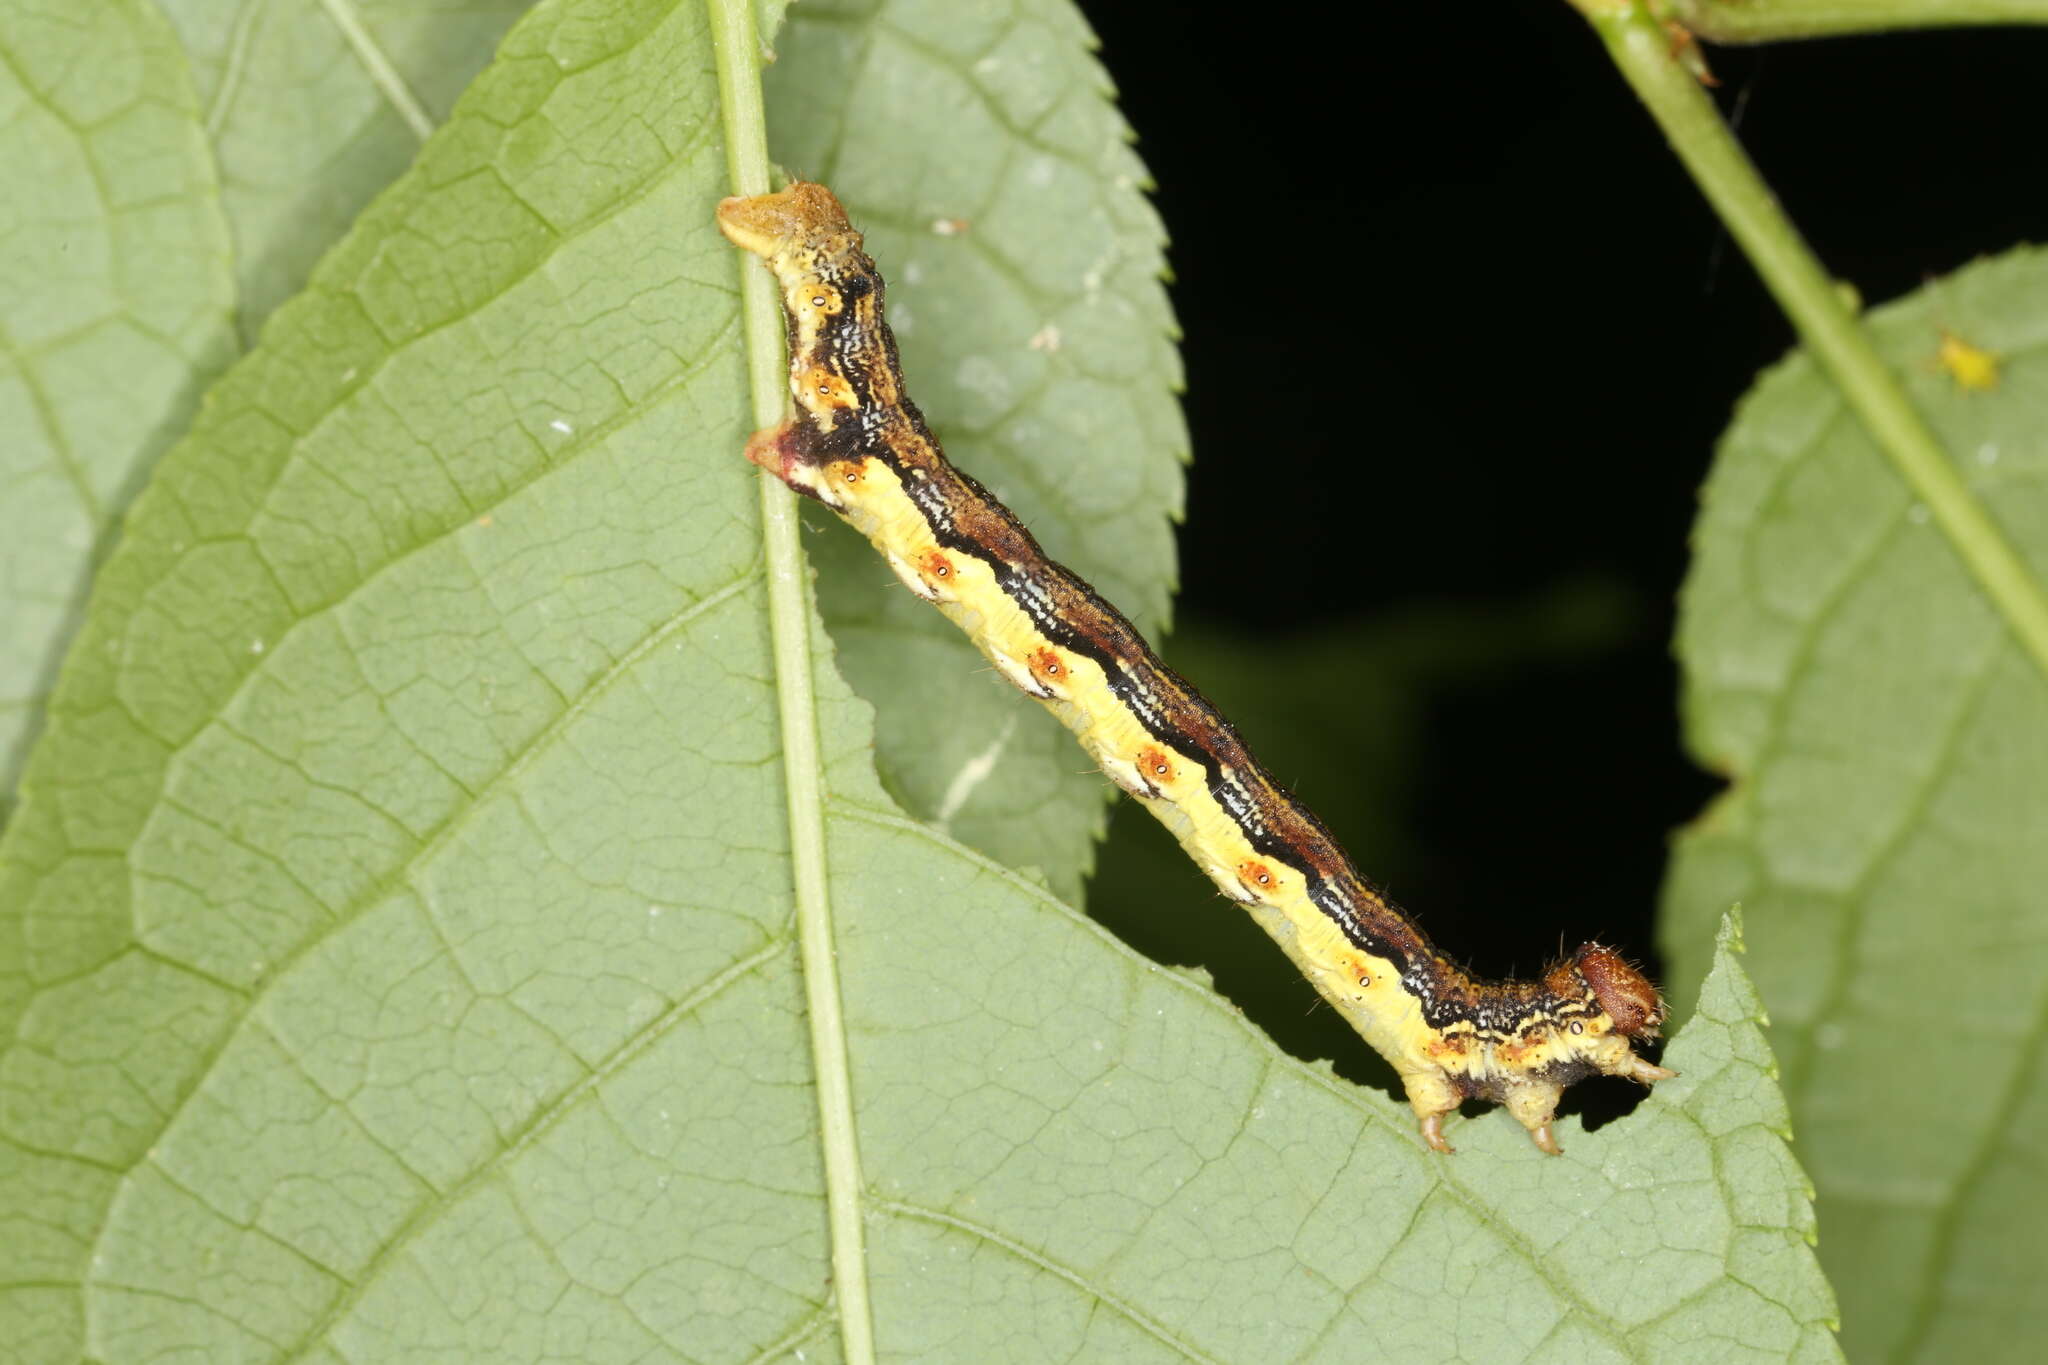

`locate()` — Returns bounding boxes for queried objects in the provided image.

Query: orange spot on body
[1136,747,1173,782]
[922,551,953,580]
[801,365,858,410]
[1237,860,1276,891]
[1426,1035,1470,1062]
[1031,647,1065,683]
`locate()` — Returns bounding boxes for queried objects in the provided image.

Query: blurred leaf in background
[157,0,536,342]
[2,0,540,825]
[1667,247,2048,1364]
[0,1,236,822]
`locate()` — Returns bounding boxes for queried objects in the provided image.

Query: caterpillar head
[1542,943,1664,1041]
[1570,943,1666,1039]
[715,181,857,261]
[1489,944,1672,1155]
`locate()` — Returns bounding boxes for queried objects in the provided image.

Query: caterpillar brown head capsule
[717,182,1675,1155]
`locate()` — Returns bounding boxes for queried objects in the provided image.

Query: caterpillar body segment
[718,183,1673,1154]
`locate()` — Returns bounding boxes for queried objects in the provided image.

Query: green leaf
[0,0,1833,1358]
[834,901,1836,1362]
[0,0,237,822]
[1653,910,1840,1360]
[3,2,547,827]
[765,0,1187,905]
[154,0,536,344]
[0,0,765,1353]
[1665,247,2048,1362]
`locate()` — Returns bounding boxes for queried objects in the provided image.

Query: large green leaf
[1665,247,2048,1362]
[0,0,236,821]
[0,0,1833,1358]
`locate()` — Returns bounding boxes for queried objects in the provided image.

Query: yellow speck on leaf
[1935,329,2000,392]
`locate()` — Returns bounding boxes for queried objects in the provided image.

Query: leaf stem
[1667,0,2048,42]
[706,3,877,1361]
[314,0,436,141]
[1575,0,2048,682]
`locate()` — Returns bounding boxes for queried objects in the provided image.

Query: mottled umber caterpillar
[718,183,1673,1154]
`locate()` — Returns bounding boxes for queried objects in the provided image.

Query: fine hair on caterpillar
[717,181,1675,1155]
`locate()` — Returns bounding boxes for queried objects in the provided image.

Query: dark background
[1069,1,2048,1123]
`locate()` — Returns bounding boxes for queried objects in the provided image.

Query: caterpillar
[717,182,1673,1154]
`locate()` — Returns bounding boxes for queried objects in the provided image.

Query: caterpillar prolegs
[717,183,1673,1154]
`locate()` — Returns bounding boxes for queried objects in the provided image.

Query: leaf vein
[277,933,790,1360]
[869,1195,1229,1365]
[79,574,759,1323]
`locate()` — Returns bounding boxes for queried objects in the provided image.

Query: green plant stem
[1576,0,2048,683]
[1668,0,2048,42]
[706,3,877,1361]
